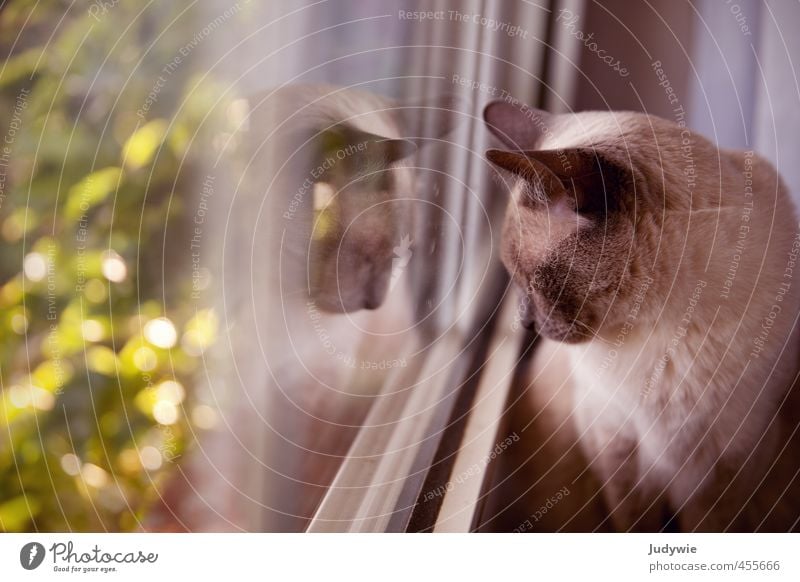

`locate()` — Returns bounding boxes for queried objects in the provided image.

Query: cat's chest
[566,338,697,437]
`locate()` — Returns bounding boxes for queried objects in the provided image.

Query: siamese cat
[484,99,800,531]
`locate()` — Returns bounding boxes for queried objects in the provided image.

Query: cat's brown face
[301,128,416,313]
[267,89,462,314]
[484,102,641,343]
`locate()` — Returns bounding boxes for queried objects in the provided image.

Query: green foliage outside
[0,0,242,531]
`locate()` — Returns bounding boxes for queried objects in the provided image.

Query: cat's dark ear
[483,100,550,149]
[394,92,468,142]
[486,149,567,205]
[487,147,632,212]
[526,148,633,211]
[378,138,417,163]
[317,126,417,164]
[369,135,418,163]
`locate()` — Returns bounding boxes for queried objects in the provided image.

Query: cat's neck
[573,260,800,398]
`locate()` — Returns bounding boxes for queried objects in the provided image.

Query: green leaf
[87,346,120,377]
[0,494,41,532]
[0,48,43,88]
[121,120,168,170]
[64,167,123,221]
[31,359,73,391]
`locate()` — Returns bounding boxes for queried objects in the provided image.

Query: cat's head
[483,100,653,343]
[300,126,417,313]
[280,91,462,313]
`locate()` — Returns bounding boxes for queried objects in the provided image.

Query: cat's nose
[362,293,381,310]
[362,284,387,310]
[519,299,537,330]
[360,262,390,310]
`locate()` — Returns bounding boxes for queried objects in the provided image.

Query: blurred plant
[0,0,240,531]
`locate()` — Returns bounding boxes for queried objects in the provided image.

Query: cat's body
[485,100,800,531]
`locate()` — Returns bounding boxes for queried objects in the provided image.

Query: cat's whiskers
[570,318,613,345]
